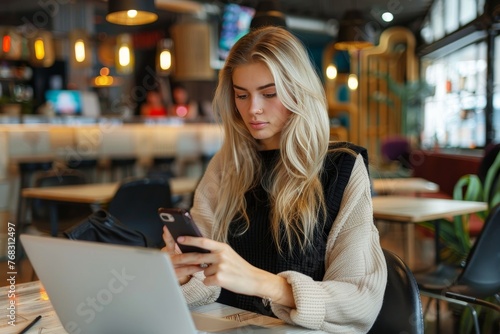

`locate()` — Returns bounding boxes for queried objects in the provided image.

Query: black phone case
[158,208,210,253]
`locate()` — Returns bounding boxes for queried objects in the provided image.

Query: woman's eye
[235,94,247,99]
[264,93,277,98]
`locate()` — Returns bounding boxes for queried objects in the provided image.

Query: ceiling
[0,0,433,43]
[0,0,432,28]
[190,0,433,29]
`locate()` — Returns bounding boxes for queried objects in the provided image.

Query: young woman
[162,26,387,332]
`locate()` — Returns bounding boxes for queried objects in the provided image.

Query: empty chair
[415,203,500,333]
[107,177,173,248]
[368,249,424,334]
[30,169,93,237]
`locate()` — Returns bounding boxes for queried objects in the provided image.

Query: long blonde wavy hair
[212,26,334,253]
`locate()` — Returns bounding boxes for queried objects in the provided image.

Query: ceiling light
[106,0,158,26]
[381,12,394,23]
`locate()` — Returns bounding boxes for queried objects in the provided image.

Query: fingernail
[177,236,185,243]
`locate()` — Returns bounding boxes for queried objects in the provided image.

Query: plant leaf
[484,153,500,207]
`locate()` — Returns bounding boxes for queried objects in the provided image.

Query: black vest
[217,142,368,315]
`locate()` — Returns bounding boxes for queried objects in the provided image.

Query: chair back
[456,203,500,297]
[32,169,92,236]
[107,177,173,248]
[368,249,424,334]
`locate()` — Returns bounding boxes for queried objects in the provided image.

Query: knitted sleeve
[180,153,223,306]
[271,155,387,333]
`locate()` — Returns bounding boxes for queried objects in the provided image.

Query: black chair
[368,249,424,334]
[415,203,500,333]
[30,169,93,237]
[445,292,500,314]
[107,177,173,248]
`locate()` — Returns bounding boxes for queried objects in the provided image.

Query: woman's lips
[250,121,268,130]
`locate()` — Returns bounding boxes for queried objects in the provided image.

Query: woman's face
[232,62,291,151]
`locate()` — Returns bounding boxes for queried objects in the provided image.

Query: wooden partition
[359,27,419,165]
[324,27,419,165]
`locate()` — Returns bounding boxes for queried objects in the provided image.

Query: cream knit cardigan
[181,153,387,333]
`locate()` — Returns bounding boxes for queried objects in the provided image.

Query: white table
[372,196,488,269]
[372,177,439,195]
[0,281,322,333]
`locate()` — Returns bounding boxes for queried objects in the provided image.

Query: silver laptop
[20,234,250,334]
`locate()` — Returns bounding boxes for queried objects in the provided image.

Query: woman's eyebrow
[233,83,275,91]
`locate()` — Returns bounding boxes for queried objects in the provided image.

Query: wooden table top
[21,177,200,204]
[372,177,439,194]
[372,195,488,223]
[0,281,319,333]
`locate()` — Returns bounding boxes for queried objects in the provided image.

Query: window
[459,0,477,26]
[444,0,459,34]
[422,42,487,149]
[494,36,500,143]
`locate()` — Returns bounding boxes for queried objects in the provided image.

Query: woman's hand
[161,226,199,284]
[174,234,295,307]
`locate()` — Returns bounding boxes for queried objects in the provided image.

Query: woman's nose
[250,104,264,115]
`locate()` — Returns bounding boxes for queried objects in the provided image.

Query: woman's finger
[176,235,221,253]
[162,225,176,254]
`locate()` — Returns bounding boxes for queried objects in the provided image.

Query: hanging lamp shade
[250,0,287,29]
[335,9,375,50]
[106,0,158,26]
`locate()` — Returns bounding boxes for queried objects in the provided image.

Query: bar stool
[109,157,137,181]
[67,158,99,183]
[15,160,53,261]
[16,161,53,226]
[147,156,176,180]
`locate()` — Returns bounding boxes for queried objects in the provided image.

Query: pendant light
[70,29,91,68]
[106,0,158,26]
[156,38,173,76]
[250,0,287,29]
[1,27,22,60]
[29,30,55,67]
[335,9,375,50]
[115,34,134,75]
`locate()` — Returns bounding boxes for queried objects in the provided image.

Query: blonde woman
[162,26,387,333]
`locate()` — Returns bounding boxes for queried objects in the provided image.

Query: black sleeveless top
[216,142,368,315]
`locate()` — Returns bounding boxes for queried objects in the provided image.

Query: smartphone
[158,207,209,253]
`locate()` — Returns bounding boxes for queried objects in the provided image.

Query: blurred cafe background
[1,0,500,331]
